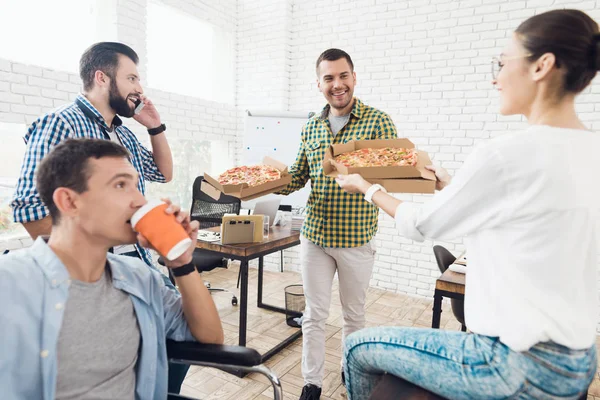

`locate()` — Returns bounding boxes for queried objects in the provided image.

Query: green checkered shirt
[279,98,398,247]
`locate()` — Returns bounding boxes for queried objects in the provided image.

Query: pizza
[333,147,418,168]
[218,164,281,186]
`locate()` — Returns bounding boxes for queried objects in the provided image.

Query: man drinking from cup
[0,138,224,400]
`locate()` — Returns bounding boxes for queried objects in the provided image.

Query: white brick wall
[237,0,600,331]
[2,0,599,331]
[0,0,240,185]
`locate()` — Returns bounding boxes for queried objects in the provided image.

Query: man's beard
[108,80,135,118]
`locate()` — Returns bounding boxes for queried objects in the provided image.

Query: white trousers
[300,235,375,387]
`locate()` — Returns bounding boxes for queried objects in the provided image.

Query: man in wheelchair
[0,138,224,399]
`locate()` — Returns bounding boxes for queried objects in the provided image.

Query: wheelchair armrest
[166,340,262,367]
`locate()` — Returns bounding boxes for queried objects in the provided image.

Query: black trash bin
[284,284,305,328]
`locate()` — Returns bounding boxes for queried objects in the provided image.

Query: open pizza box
[202,156,292,201]
[323,138,437,194]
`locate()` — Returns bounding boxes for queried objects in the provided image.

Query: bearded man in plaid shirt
[277,48,398,400]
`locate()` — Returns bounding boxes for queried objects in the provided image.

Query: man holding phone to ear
[9,42,188,393]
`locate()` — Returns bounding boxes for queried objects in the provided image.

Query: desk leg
[257,256,264,307]
[239,259,249,347]
[431,290,443,329]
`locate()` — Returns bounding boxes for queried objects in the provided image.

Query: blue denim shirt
[0,238,195,400]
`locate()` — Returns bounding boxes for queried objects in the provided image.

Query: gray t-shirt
[329,112,350,136]
[55,265,141,400]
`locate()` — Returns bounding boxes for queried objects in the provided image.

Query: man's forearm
[22,216,52,240]
[149,133,173,182]
[174,270,224,344]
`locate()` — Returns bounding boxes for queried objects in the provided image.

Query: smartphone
[133,98,145,115]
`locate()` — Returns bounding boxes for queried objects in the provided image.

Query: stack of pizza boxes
[323,138,437,194]
[202,156,292,201]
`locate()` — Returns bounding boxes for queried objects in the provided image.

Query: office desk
[431,269,465,329]
[196,226,301,367]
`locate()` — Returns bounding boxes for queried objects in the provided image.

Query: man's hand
[133,95,162,130]
[137,198,198,267]
[335,174,372,194]
[424,165,452,191]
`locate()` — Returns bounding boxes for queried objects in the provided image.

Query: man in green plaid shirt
[277,49,398,400]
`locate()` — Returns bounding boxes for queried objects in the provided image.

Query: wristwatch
[148,123,166,136]
[170,260,196,277]
[364,184,387,204]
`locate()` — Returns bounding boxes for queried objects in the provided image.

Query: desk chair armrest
[166,340,261,366]
[166,340,283,400]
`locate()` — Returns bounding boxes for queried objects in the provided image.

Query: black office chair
[159,176,241,306]
[432,245,466,331]
[166,340,282,399]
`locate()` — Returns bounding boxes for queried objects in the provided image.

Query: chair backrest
[432,245,456,274]
[190,176,241,229]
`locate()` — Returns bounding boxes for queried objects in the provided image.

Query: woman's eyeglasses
[491,54,532,80]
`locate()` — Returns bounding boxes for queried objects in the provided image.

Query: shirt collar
[75,93,123,129]
[29,237,151,305]
[319,97,364,121]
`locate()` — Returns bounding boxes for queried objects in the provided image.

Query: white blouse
[395,125,599,352]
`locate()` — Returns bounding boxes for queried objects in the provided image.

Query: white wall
[237,0,600,331]
[2,0,599,331]
[0,0,240,211]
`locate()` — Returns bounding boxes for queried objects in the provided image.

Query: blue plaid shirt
[11,94,166,269]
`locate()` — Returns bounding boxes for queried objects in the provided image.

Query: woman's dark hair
[515,9,600,94]
[79,42,139,91]
[36,138,130,224]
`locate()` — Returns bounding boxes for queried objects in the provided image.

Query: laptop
[252,198,281,227]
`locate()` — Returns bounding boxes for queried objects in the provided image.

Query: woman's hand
[335,174,372,194]
[425,165,452,191]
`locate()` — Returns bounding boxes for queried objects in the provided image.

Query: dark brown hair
[316,48,354,75]
[37,138,130,224]
[80,42,139,91]
[515,9,600,94]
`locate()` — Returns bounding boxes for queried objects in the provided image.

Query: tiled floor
[177,264,600,400]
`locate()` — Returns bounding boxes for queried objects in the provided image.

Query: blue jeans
[344,327,596,400]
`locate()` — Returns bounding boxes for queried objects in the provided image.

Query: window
[145,138,233,212]
[0,123,27,237]
[0,0,103,73]
[147,1,234,103]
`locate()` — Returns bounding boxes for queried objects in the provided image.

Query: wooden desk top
[195,226,301,258]
[435,269,465,295]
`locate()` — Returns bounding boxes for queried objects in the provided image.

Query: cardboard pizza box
[322,138,437,194]
[202,156,292,201]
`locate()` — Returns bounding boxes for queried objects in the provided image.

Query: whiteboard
[242,110,314,208]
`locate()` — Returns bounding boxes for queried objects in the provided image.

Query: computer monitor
[252,198,281,227]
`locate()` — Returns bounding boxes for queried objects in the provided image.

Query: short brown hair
[36,138,130,224]
[315,48,354,75]
[515,9,600,94]
[80,42,139,91]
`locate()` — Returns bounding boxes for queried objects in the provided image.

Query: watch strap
[148,123,166,136]
[364,184,386,204]
[170,260,196,277]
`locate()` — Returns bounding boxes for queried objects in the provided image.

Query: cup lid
[166,238,193,261]
[130,199,165,229]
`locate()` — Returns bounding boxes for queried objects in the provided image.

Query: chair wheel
[232,296,238,306]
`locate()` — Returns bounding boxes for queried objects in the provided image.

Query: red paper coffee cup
[130,200,192,261]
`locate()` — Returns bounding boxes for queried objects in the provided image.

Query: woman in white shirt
[336,9,600,400]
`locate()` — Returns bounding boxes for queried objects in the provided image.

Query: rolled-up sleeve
[139,142,166,183]
[394,143,512,242]
[11,115,72,223]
